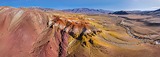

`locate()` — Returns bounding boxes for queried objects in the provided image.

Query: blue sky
[0,0,160,11]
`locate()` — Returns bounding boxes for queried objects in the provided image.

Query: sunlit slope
[68,15,160,57]
[0,7,160,57]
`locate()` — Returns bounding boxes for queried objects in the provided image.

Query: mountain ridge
[62,8,113,14]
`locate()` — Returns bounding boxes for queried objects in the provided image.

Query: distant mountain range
[62,8,113,14]
[110,9,160,17]
[28,7,160,16]
[62,8,160,16]
[28,7,58,11]
[138,9,160,16]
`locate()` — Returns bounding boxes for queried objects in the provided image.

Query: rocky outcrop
[0,7,101,57]
[110,11,129,15]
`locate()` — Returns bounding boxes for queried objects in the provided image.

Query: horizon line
[1,6,159,11]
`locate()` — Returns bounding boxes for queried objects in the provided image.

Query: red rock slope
[0,7,101,57]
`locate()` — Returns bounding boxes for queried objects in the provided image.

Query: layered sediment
[1,7,160,57]
[0,7,101,57]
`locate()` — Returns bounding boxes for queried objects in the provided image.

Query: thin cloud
[151,6,160,9]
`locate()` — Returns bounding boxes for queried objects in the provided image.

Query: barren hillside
[0,7,160,57]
